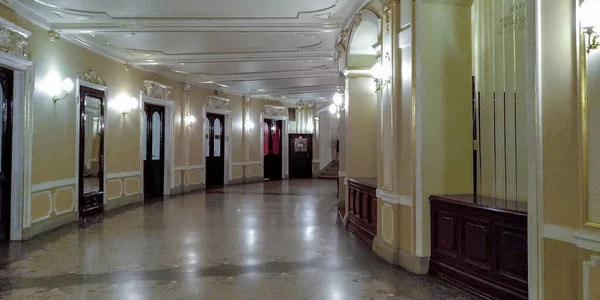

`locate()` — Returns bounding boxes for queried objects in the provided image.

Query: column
[371,0,428,274]
[182,83,192,166]
[243,96,251,179]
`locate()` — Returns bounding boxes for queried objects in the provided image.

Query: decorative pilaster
[182,83,192,166]
[243,96,251,164]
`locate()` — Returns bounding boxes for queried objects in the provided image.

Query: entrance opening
[0,66,12,243]
[78,85,105,226]
[288,134,313,178]
[205,113,225,189]
[263,119,282,180]
[143,103,166,200]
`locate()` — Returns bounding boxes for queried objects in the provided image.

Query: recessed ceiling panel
[25,0,357,20]
[164,60,335,75]
[222,76,342,91]
[103,32,328,55]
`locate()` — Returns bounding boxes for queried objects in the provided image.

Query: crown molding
[0,0,51,30]
[193,69,338,82]
[53,22,342,33]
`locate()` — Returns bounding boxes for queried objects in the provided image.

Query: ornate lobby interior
[0,0,598,299]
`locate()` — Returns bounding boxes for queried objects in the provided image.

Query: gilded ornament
[48,30,60,44]
[78,70,106,86]
[143,80,172,100]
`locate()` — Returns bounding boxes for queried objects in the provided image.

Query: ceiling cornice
[52,22,341,33]
[0,0,51,29]
[193,69,338,82]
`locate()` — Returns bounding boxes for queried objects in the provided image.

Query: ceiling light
[282,97,286,99]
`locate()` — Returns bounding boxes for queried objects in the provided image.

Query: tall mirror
[83,96,102,194]
[79,84,106,225]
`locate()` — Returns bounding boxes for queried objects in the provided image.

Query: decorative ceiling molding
[192,69,338,82]
[31,0,340,21]
[53,23,340,33]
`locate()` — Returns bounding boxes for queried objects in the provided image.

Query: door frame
[202,107,232,186]
[140,92,174,196]
[0,51,32,241]
[260,113,288,179]
[75,79,108,212]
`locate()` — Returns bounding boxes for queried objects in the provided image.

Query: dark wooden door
[143,104,165,199]
[0,67,12,243]
[205,113,225,189]
[289,134,313,178]
[263,119,282,180]
[79,86,105,225]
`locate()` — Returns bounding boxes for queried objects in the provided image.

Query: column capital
[182,82,192,96]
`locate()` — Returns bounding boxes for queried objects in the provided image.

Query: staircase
[319,160,339,179]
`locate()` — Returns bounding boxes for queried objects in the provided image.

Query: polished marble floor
[0,179,473,300]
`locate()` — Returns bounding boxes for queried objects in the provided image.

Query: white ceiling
[7,0,369,103]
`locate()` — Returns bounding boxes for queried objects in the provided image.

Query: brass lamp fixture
[581,0,600,53]
[52,78,74,103]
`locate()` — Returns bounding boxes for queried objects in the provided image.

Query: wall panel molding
[31,178,77,193]
[543,224,600,252]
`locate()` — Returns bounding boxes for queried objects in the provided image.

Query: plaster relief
[53,186,74,216]
[381,203,394,244]
[124,177,140,196]
[189,169,203,185]
[31,191,52,223]
[106,179,123,200]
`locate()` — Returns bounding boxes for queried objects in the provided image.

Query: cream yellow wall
[345,77,377,178]
[540,0,600,299]
[419,2,473,256]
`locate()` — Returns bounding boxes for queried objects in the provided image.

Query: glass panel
[272,122,280,155]
[294,137,308,152]
[142,111,147,161]
[0,84,4,172]
[151,111,161,160]
[214,118,221,157]
[83,95,102,194]
[263,122,269,155]
[205,117,210,157]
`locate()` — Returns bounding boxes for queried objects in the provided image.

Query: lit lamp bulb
[62,78,74,93]
[333,92,343,106]
[329,103,337,115]
[185,114,196,125]
[371,63,384,80]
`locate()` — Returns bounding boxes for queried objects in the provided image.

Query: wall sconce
[372,62,391,92]
[581,0,600,53]
[245,121,255,133]
[329,92,345,119]
[52,78,74,103]
[184,114,196,126]
[114,96,138,116]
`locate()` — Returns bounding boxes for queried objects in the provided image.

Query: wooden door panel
[288,134,313,178]
[206,113,225,189]
[0,67,12,243]
[143,104,165,199]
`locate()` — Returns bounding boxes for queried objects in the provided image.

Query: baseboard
[105,194,143,211]
[229,177,263,186]
[22,212,77,240]
[171,186,184,195]
[373,236,430,275]
[184,183,204,193]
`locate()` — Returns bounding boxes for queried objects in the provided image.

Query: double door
[205,113,225,189]
[263,119,282,180]
[143,103,165,199]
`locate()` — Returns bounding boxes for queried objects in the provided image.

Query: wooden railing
[346,178,377,247]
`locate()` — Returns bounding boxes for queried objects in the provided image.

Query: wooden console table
[346,178,377,247]
[429,194,528,300]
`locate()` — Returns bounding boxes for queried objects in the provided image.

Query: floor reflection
[0,179,473,300]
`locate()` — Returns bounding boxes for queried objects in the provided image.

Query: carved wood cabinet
[429,195,528,300]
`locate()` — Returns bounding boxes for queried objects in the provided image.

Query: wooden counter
[346,178,377,247]
[429,194,528,300]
